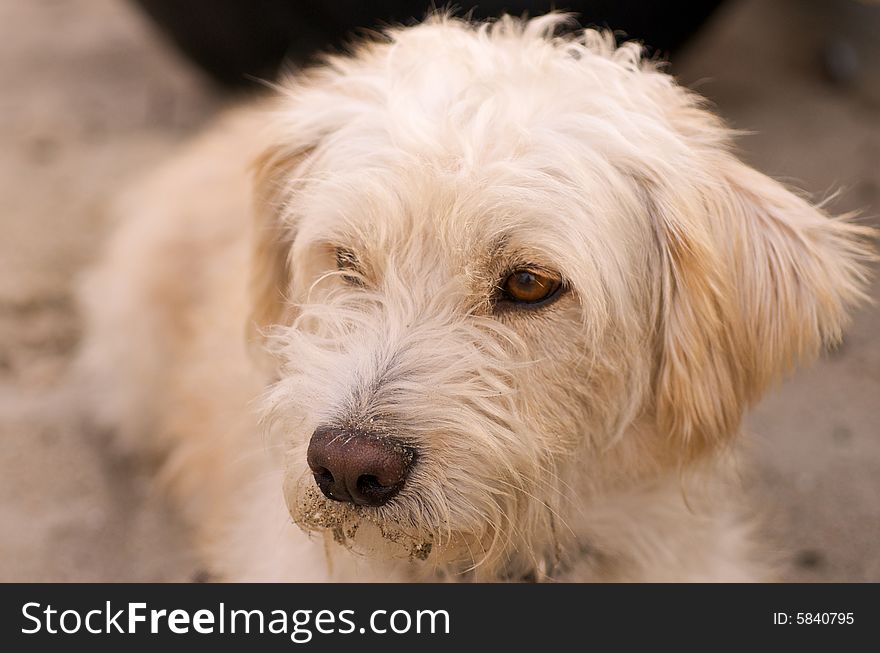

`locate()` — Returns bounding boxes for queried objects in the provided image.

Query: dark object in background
[815,0,880,107]
[132,0,724,87]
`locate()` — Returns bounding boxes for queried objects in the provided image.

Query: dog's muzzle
[306,426,414,507]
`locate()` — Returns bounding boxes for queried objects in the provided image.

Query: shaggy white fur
[77,14,874,581]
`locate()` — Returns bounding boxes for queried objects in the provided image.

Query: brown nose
[306,426,414,507]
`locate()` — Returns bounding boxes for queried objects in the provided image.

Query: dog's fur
[77,14,874,581]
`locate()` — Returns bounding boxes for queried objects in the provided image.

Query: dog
[76,14,874,581]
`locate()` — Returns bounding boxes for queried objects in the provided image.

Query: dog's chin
[283,476,437,564]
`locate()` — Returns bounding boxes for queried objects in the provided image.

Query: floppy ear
[246,62,376,351]
[653,157,874,460]
[247,141,309,349]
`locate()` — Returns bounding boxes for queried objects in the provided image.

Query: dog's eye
[500,269,563,305]
[335,247,363,286]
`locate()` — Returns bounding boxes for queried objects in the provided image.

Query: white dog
[77,14,874,581]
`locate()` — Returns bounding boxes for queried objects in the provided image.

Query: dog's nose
[307,426,414,507]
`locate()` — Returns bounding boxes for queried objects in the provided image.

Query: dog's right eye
[499,269,564,306]
[335,247,363,286]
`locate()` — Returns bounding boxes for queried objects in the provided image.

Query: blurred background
[0,0,877,581]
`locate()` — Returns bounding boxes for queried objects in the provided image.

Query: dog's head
[248,15,873,578]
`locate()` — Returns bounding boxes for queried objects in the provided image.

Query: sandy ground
[0,0,877,582]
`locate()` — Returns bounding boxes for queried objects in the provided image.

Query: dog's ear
[247,65,375,353]
[247,133,318,359]
[653,156,874,460]
[249,144,297,343]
